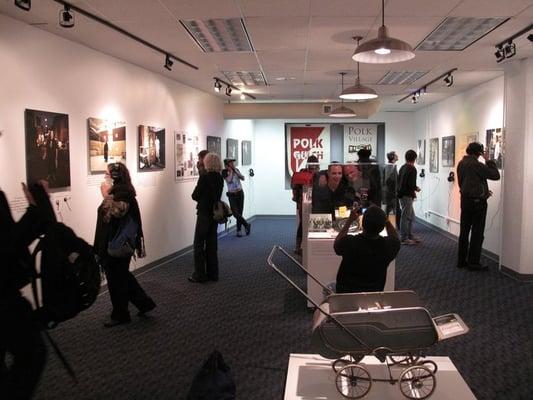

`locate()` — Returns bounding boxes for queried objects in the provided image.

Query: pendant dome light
[352,0,415,64]
[340,37,378,100]
[330,72,356,118]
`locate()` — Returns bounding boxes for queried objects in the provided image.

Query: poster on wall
[138,125,165,171]
[226,138,238,165]
[417,139,426,165]
[175,131,200,181]
[343,124,378,162]
[429,138,439,173]
[207,135,221,156]
[242,140,252,166]
[285,124,330,188]
[88,118,126,174]
[486,128,503,169]
[25,109,70,189]
[456,132,478,162]
[442,136,455,167]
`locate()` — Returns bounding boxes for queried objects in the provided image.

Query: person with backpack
[189,152,224,283]
[94,163,156,327]
[1,182,51,399]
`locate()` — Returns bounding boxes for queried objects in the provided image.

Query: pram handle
[267,245,366,347]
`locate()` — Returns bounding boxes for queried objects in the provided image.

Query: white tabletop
[285,353,476,400]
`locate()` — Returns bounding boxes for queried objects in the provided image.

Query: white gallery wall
[412,77,504,256]
[0,14,233,271]
[250,112,414,215]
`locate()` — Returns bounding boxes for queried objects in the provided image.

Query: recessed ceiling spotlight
[14,0,31,11]
[240,93,246,100]
[164,54,173,71]
[59,4,75,28]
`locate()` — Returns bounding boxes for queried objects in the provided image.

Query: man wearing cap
[457,142,500,271]
[222,158,251,237]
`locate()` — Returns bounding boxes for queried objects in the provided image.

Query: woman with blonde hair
[189,151,224,283]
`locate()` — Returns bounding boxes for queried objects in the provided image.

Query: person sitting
[312,163,354,214]
[334,206,400,293]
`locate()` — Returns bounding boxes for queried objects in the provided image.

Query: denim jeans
[399,196,415,240]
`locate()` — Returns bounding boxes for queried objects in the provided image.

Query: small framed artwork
[417,139,426,165]
[241,140,252,166]
[442,135,455,167]
[175,131,200,181]
[88,117,126,174]
[226,138,238,165]
[486,128,503,169]
[207,135,221,156]
[138,125,165,171]
[429,138,439,173]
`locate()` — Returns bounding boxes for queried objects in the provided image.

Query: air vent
[180,18,254,52]
[416,17,509,51]
[377,71,428,85]
[222,71,267,87]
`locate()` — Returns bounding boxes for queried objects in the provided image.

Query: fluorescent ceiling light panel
[377,71,428,85]
[417,17,509,51]
[222,71,267,87]
[180,18,253,52]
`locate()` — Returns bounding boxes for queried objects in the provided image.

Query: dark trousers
[385,198,401,229]
[103,256,153,321]
[296,205,303,249]
[458,197,488,266]
[193,213,219,280]
[227,191,248,232]
[0,296,47,400]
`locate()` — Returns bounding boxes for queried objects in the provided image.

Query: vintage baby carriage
[267,245,469,399]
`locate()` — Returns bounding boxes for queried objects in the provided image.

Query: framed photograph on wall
[442,135,455,167]
[417,139,426,165]
[175,131,200,181]
[429,138,439,173]
[486,128,503,169]
[88,117,126,174]
[241,140,252,166]
[25,108,71,189]
[226,138,238,165]
[138,125,165,171]
[207,135,221,156]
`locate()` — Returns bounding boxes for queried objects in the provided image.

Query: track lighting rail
[397,68,457,103]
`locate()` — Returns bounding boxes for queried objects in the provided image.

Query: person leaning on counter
[333,206,400,294]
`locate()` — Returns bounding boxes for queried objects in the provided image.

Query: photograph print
[429,137,439,173]
[25,108,70,189]
[207,135,221,156]
[226,138,238,165]
[88,117,126,174]
[138,125,165,171]
[241,140,252,166]
[486,128,503,169]
[417,139,426,165]
[175,131,200,181]
[441,135,455,167]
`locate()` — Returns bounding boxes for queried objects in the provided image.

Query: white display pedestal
[284,354,476,400]
[306,233,395,307]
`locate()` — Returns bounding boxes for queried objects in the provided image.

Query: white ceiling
[1,0,532,111]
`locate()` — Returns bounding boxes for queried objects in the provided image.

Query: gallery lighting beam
[164,54,173,71]
[212,77,256,100]
[59,4,74,28]
[35,1,199,70]
[494,23,533,63]
[397,68,457,103]
[14,0,31,11]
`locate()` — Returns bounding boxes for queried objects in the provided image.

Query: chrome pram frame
[267,245,445,399]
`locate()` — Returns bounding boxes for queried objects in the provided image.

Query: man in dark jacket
[397,150,421,245]
[457,142,500,271]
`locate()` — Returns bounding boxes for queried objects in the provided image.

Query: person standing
[94,162,156,327]
[103,138,109,163]
[189,152,224,282]
[456,142,500,271]
[397,150,421,245]
[222,158,251,237]
[383,151,401,228]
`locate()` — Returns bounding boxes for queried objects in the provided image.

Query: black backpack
[32,222,101,328]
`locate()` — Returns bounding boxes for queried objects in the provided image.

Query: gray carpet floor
[33,217,533,399]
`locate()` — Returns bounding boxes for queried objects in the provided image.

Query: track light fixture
[164,54,173,71]
[214,79,222,92]
[225,85,232,96]
[14,0,31,11]
[397,68,457,104]
[212,77,256,100]
[503,42,516,58]
[494,46,505,63]
[528,34,533,42]
[411,94,418,104]
[444,73,454,87]
[494,23,533,63]
[59,4,74,28]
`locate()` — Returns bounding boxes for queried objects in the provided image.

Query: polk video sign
[286,124,330,178]
[343,124,377,162]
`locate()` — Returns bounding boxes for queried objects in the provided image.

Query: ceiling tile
[257,50,307,71]
[245,17,310,50]
[158,0,241,19]
[237,0,311,17]
[310,0,380,17]
[450,0,533,17]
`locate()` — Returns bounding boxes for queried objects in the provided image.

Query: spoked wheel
[335,364,372,399]
[388,354,420,366]
[398,365,436,399]
[332,355,365,373]
[417,360,438,375]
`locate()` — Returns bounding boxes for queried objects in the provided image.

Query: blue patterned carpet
[33,217,533,399]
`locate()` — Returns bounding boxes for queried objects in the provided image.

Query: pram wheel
[398,365,436,399]
[389,354,420,366]
[332,355,365,373]
[335,364,372,399]
[417,359,438,374]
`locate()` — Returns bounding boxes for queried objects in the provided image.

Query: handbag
[213,200,232,224]
[107,214,138,258]
[187,350,236,400]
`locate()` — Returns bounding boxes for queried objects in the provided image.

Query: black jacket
[397,163,417,198]
[192,171,224,216]
[457,155,500,199]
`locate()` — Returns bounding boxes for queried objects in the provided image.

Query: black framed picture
[226,138,238,165]
[429,138,439,173]
[207,135,221,156]
[442,135,455,167]
[138,125,165,171]
[241,140,252,166]
[417,139,426,165]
